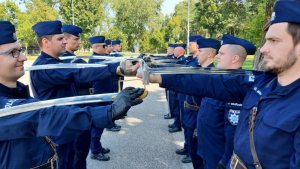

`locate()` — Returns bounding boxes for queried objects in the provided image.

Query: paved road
[21,61,193,169]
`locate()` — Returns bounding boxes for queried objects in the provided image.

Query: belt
[184,101,199,112]
[77,88,94,95]
[30,157,57,169]
[31,137,58,169]
[230,153,247,169]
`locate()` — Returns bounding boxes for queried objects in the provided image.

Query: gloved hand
[216,161,226,169]
[111,87,144,120]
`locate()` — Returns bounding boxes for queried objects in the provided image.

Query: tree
[0,0,20,23]
[58,0,108,48]
[110,0,163,51]
[17,0,58,50]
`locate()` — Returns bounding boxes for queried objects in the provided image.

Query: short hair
[227,44,248,63]
[37,35,53,47]
[287,23,300,46]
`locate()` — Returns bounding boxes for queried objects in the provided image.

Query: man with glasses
[0,20,144,169]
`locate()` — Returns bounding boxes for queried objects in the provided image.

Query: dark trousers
[56,142,75,169]
[191,135,204,169]
[90,128,104,154]
[169,90,181,128]
[73,130,91,169]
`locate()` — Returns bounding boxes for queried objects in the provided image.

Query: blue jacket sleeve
[30,66,112,87]
[160,74,254,103]
[0,98,113,141]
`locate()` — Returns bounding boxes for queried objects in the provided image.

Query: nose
[63,38,67,45]
[18,52,27,62]
[260,42,268,54]
[216,53,220,59]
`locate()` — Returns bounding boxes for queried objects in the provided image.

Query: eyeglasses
[0,47,25,59]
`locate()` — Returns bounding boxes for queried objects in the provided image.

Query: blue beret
[32,20,62,37]
[189,35,204,42]
[174,44,187,50]
[168,43,175,48]
[197,38,220,50]
[62,25,82,37]
[105,39,111,45]
[0,21,17,45]
[112,39,121,45]
[89,36,105,44]
[221,34,256,55]
[271,0,300,25]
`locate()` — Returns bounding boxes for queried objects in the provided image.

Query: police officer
[180,35,203,163]
[105,39,113,54]
[61,24,83,62]
[110,39,122,57]
[168,44,186,133]
[145,1,300,168]
[61,24,94,169]
[88,36,118,162]
[164,43,177,120]
[88,36,122,131]
[29,20,127,169]
[0,20,144,169]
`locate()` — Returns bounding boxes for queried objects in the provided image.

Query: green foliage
[110,0,163,51]
[58,0,107,48]
[1,0,276,54]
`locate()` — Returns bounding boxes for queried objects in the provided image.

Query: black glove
[216,161,226,169]
[111,87,144,120]
[138,53,146,59]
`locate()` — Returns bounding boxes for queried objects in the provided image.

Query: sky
[0,0,183,15]
[161,0,183,15]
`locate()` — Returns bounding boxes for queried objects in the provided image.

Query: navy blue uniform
[160,72,300,168]
[30,51,117,169]
[0,82,113,169]
[182,56,203,167]
[61,51,93,169]
[170,55,186,130]
[221,102,242,166]
[88,52,117,156]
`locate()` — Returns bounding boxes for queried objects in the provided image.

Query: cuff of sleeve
[90,106,114,129]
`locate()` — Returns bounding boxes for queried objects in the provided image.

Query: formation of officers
[0,0,300,169]
[144,0,300,169]
[0,15,144,169]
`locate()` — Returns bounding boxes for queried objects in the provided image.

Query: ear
[42,37,50,47]
[232,54,240,64]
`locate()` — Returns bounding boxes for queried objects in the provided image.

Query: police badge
[228,109,240,126]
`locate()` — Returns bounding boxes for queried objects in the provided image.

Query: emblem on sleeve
[228,109,240,125]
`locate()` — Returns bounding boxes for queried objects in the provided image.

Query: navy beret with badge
[221,34,256,55]
[197,38,220,50]
[271,0,300,25]
[0,21,17,45]
[32,20,63,37]
[62,25,82,37]
[112,39,121,45]
[89,36,105,45]
[189,35,204,42]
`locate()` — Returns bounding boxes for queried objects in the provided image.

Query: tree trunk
[253,0,275,70]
